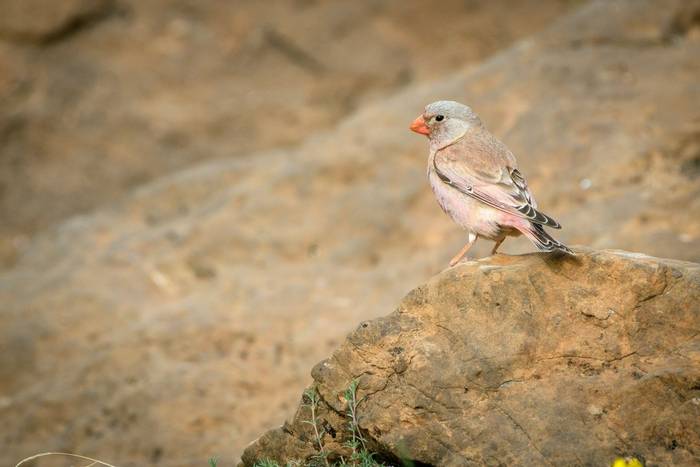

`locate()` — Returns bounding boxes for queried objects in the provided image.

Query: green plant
[253,459,303,467]
[344,379,368,452]
[253,382,388,467]
[302,388,330,467]
[340,380,386,467]
[253,460,281,467]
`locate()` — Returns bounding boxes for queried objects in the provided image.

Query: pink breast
[428,170,504,239]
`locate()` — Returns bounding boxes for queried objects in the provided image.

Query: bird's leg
[491,237,506,256]
[449,233,477,266]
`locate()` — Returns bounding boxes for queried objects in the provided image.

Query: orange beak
[409,115,430,136]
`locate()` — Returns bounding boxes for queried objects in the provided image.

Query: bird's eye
[435,115,444,122]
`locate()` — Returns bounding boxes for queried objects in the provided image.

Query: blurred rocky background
[0,0,699,465]
[0,0,579,267]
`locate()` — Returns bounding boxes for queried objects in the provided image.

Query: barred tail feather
[515,203,562,229]
[523,223,574,255]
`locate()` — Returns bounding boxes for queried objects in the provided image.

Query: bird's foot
[490,237,506,256]
[449,255,468,267]
[449,233,478,266]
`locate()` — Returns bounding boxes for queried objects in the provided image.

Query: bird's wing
[433,129,561,229]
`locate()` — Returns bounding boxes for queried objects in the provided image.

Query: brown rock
[241,249,700,466]
[0,0,117,44]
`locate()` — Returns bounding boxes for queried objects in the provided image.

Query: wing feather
[433,129,561,229]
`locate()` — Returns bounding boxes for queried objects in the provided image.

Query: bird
[409,100,573,266]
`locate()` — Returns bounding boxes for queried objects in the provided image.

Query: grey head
[419,100,482,150]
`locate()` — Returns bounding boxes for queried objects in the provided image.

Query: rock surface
[241,249,700,466]
[1,0,699,466]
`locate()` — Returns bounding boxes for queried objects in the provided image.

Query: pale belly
[428,169,511,240]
